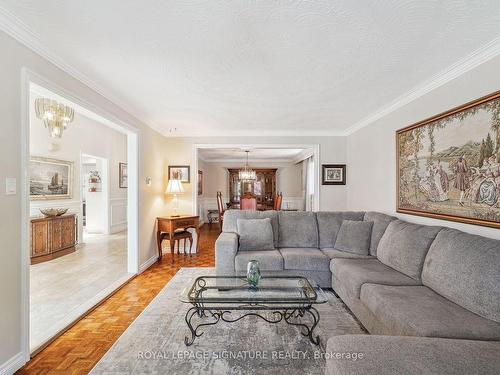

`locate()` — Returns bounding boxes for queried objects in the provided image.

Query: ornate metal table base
[184,305,320,346]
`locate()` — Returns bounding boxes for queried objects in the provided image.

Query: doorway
[81,154,109,236]
[21,70,139,357]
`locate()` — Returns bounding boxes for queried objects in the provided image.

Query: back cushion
[334,220,373,255]
[278,211,319,248]
[237,218,275,251]
[316,211,365,248]
[363,212,397,256]
[422,228,500,323]
[223,210,279,247]
[377,220,442,280]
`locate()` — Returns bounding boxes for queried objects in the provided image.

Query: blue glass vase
[247,260,261,287]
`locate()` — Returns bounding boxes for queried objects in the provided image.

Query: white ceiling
[199,148,307,163]
[1,1,500,136]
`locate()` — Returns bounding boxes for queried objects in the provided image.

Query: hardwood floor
[17,224,218,375]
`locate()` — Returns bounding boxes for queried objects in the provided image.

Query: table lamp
[166,179,184,217]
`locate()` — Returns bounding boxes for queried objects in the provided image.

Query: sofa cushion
[234,250,283,272]
[237,218,275,251]
[279,248,330,272]
[422,228,500,323]
[223,210,279,247]
[316,211,365,248]
[331,258,420,299]
[334,220,373,255]
[321,248,374,260]
[326,335,500,375]
[278,211,319,248]
[363,211,397,256]
[377,220,442,280]
[360,284,500,341]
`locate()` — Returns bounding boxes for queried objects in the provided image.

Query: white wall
[0,30,171,371]
[164,136,347,217]
[30,101,128,239]
[347,55,500,240]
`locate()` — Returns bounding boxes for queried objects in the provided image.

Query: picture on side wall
[119,162,128,188]
[29,157,73,200]
[397,90,500,229]
[322,164,346,185]
[198,170,203,195]
[168,165,190,183]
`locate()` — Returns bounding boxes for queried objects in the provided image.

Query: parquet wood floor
[17,224,218,375]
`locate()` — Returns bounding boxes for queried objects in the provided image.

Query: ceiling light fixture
[239,150,256,181]
[35,98,75,138]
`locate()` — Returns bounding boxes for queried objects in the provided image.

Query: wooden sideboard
[30,214,78,264]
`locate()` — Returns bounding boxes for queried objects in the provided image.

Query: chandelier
[35,98,75,138]
[239,150,256,181]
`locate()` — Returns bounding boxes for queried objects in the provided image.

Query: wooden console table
[156,215,200,259]
[30,214,78,264]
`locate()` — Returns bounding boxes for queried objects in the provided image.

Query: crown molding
[344,36,500,136]
[0,5,153,131]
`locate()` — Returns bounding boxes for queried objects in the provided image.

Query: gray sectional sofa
[215,210,500,375]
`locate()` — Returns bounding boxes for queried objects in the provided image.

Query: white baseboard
[0,352,26,375]
[139,254,158,273]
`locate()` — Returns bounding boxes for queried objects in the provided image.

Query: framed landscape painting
[396,91,500,228]
[30,157,73,200]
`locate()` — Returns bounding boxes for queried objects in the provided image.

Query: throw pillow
[334,220,373,255]
[237,218,275,251]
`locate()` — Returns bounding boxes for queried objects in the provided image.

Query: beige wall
[347,55,500,240]
[163,136,347,216]
[0,30,170,368]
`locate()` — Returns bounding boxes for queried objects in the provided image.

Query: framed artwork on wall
[198,170,203,195]
[119,162,128,188]
[322,164,346,185]
[396,90,500,229]
[168,165,190,183]
[29,156,73,200]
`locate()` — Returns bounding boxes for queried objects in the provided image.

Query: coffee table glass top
[180,276,328,305]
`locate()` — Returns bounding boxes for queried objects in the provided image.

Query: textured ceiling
[2,1,500,136]
[199,148,306,162]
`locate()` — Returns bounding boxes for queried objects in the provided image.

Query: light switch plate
[5,177,16,195]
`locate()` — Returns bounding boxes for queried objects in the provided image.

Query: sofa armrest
[215,232,239,276]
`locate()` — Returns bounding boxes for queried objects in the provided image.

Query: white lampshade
[166,179,184,194]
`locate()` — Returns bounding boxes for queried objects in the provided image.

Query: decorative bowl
[39,208,68,217]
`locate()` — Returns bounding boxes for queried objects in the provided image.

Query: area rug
[90,268,366,374]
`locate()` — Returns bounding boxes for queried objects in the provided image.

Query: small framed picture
[322,164,346,185]
[198,170,203,195]
[168,165,190,183]
[119,163,128,188]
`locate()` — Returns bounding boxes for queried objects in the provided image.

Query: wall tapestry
[30,157,73,200]
[397,91,500,228]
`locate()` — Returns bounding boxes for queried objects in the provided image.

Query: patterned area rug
[91,268,365,374]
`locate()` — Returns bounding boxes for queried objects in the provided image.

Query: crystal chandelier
[239,150,256,181]
[35,98,75,138]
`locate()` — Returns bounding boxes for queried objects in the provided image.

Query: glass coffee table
[180,275,328,346]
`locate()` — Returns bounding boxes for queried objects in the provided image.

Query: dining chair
[216,191,225,232]
[240,195,257,210]
[274,192,283,211]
